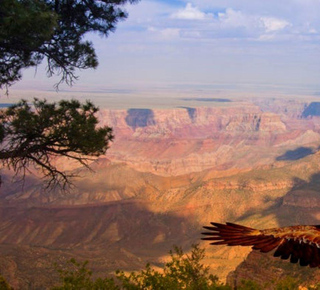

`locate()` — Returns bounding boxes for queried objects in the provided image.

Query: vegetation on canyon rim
[48,246,320,290]
[0,245,314,289]
[0,0,139,187]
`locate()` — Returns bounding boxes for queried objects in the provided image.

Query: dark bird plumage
[202,222,320,267]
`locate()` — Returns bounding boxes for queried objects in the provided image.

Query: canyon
[1,95,320,288]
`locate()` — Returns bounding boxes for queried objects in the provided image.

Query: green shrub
[0,275,13,290]
[53,245,230,290]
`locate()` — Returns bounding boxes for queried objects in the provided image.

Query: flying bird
[202,222,320,268]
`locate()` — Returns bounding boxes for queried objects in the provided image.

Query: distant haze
[3,0,320,97]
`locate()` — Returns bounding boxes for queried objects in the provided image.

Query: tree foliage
[237,280,262,290]
[115,244,228,290]
[0,0,56,89]
[52,258,118,290]
[53,245,230,290]
[0,98,113,188]
[0,0,139,186]
[0,275,13,290]
[275,277,299,290]
[2,244,318,289]
[0,0,139,90]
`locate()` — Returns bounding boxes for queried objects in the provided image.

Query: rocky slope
[2,97,320,288]
[225,154,320,287]
[227,250,320,289]
[96,100,320,176]
[3,151,320,288]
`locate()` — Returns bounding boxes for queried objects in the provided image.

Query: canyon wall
[2,97,320,288]
[96,101,320,176]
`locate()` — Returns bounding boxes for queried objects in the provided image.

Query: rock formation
[1,96,320,288]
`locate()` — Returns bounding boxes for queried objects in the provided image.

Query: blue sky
[10,0,320,95]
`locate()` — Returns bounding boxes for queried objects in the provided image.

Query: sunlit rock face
[97,100,319,176]
[2,97,320,288]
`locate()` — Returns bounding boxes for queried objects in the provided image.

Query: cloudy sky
[11,0,320,95]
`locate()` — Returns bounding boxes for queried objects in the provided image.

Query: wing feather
[290,254,299,264]
[202,222,281,250]
[278,241,293,260]
[273,241,287,257]
[299,243,311,266]
[258,239,281,253]
[252,237,279,252]
[310,246,320,268]
[202,222,320,268]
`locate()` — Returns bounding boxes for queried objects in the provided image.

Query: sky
[8,0,320,96]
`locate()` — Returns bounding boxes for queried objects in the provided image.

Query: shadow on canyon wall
[302,102,320,118]
[0,171,43,201]
[125,108,156,130]
[237,172,320,227]
[0,195,200,288]
[178,107,197,122]
[276,147,315,161]
[0,200,199,251]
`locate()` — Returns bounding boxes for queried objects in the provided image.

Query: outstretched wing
[202,222,320,268]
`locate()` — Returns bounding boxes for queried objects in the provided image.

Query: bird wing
[202,222,320,267]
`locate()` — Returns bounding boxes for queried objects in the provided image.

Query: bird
[202,222,320,268]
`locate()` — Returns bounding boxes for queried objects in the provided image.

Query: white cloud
[15,0,320,93]
[148,26,180,40]
[160,28,181,39]
[217,8,253,28]
[260,17,290,32]
[171,3,210,20]
[121,2,300,42]
[216,9,291,35]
